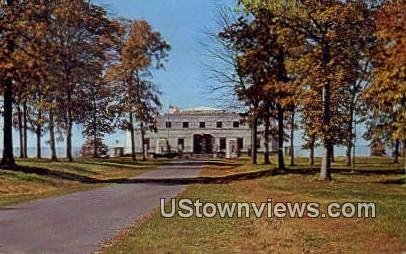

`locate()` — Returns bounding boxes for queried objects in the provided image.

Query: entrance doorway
[193,134,214,154]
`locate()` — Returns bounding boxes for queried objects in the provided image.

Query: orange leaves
[105,19,169,128]
[362,0,406,142]
[0,62,14,70]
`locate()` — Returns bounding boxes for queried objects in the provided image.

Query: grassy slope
[0,169,96,207]
[103,157,406,254]
[0,158,161,207]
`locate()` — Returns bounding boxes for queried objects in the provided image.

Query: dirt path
[0,161,203,254]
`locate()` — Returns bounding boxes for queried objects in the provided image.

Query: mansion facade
[125,106,278,157]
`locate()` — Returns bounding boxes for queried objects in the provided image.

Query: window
[143,138,150,150]
[219,137,226,150]
[165,122,172,128]
[233,121,240,128]
[183,122,189,128]
[237,138,243,150]
[199,122,205,128]
[216,122,223,128]
[178,138,185,150]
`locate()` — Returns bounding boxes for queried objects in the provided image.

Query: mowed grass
[0,169,97,207]
[202,155,405,176]
[0,158,163,207]
[16,158,164,180]
[102,158,406,254]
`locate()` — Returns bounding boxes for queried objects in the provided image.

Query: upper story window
[216,122,223,128]
[166,122,172,128]
[233,121,240,128]
[199,122,206,128]
[183,122,189,128]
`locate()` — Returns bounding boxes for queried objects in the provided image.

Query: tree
[219,8,299,168]
[80,137,109,158]
[0,0,17,166]
[47,0,119,161]
[1,0,127,163]
[203,9,262,164]
[363,0,405,165]
[201,7,243,108]
[1,0,53,166]
[287,107,296,166]
[242,0,375,179]
[107,20,170,161]
[133,79,161,161]
[80,79,116,158]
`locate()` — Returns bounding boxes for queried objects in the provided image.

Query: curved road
[0,161,204,254]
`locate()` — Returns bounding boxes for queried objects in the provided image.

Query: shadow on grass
[1,164,404,186]
[289,167,405,175]
[380,177,406,185]
[0,165,100,184]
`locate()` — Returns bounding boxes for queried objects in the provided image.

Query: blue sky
[98,0,236,109]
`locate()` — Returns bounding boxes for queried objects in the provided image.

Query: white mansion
[125,106,278,157]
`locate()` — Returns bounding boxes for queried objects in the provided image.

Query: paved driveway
[0,161,203,254]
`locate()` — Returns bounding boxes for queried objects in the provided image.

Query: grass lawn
[102,157,406,254]
[0,158,163,207]
[17,158,166,180]
[202,155,405,176]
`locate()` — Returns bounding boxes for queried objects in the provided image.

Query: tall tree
[1,0,51,166]
[107,20,170,161]
[220,8,299,168]
[48,0,119,161]
[80,78,116,158]
[1,0,19,166]
[363,0,405,165]
[243,0,374,179]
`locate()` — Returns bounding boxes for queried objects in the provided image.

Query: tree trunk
[309,135,315,166]
[17,105,24,159]
[92,97,98,158]
[251,115,258,165]
[264,115,271,165]
[320,44,332,181]
[65,88,74,162]
[129,112,136,161]
[346,143,352,167]
[1,77,16,167]
[36,109,42,159]
[290,109,295,166]
[36,127,41,159]
[1,1,16,167]
[330,145,335,163]
[66,111,73,162]
[93,133,98,158]
[277,104,285,170]
[23,103,28,158]
[49,110,57,161]
[320,81,332,181]
[140,122,146,161]
[345,105,354,166]
[393,139,400,164]
[403,140,406,175]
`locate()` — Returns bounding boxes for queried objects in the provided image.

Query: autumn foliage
[0,0,169,164]
[217,0,405,179]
